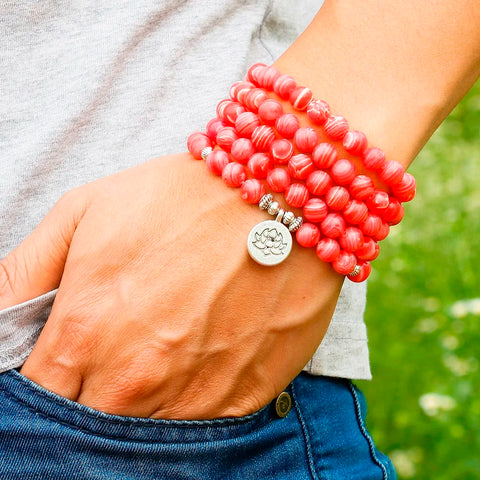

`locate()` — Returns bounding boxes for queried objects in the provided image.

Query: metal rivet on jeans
[275,392,292,418]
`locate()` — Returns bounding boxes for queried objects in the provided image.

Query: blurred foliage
[358,81,480,480]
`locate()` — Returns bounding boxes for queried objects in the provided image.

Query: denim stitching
[290,381,319,480]
[348,382,389,480]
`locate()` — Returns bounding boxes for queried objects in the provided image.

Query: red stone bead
[359,213,382,237]
[349,175,375,200]
[224,102,246,125]
[372,222,390,241]
[251,125,276,151]
[366,190,390,216]
[216,99,232,119]
[316,237,340,263]
[324,115,349,140]
[256,65,281,90]
[187,132,212,159]
[240,178,266,204]
[343,130,368,156]
[246,63,267,85]
[206,118,226,140]
[363,147,386,172]
[339,227,364,252]
[306,170,333,196]
[289,86,313,111]
[267,168,291,192]
[235,111,261,137]
[294,127,319,153]
[382,197,404,225]
[303,198,328,223]
[343,200,369,225]
[379,160,405,186]
[247,152,273,179]
[356,237,380,261]
[258,99,283,125]
[230,138,255,164]
[229,81,254,102]
[306,100,330,125]
[320,213,346,238]
[243,88,268,113]
[326,186,350,211]
[222,162,247,187]
[270,138,294,164]
[216,126,238,152]
[348,261,372,282]
[273,74,297,100]
[392,172,416,202]
[275,113,300,138]
[331,159,356,185]
[296,223,321,248]
[206,150,229,175]
[288,154,315,180]
[312,143,338,169]
[332,251,357,275]
[285,183,310,208]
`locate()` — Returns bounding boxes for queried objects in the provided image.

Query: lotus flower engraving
[252,227,288,256]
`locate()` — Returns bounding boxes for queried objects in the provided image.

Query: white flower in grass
[419,392,457,416]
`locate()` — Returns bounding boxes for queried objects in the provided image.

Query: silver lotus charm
[247,220,293,266]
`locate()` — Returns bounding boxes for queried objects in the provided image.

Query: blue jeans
[0,369,395,479]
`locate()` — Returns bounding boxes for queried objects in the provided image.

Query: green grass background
[358,81,480,479]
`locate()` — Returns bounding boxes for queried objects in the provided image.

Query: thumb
[0,188,89,310]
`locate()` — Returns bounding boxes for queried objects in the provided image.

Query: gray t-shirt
[0,0,371,380]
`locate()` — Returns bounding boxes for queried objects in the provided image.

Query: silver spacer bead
[201,146,213,160]
[282,211,295,226]
[348,265,361,277]
[267,201,280,216]
[275,209,285,223]
[288,216,303,232]
[258,194,273,210]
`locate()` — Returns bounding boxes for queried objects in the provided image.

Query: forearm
[274,0,480,167]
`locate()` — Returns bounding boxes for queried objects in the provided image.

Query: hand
[0,153,343,419]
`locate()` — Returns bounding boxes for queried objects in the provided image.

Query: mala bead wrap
[303,198,328,223]
[288,154,315,180]
[235,111,261,137]
[343,130,368,156]
[222,162,247,188]
[258,99,283,125]
[356,237,380,261]
[372,222,390,241]
[256,65,281,90]
[273,74,297,99]
[379,160,405,186]
[306,100,330,125]
[331,159,356,185]
[275,113,300,139]
[289,86,313,111]
[339,227,365,253]
[216,99,232,119]
[359,213,382,237]
[230,138,255,164]
[247,152,273,179]
[270,138,294,164]
[367,190,390,216]
[306,169,333,196]
[363,147,386,172]
[206,118,226,140]
[267,168,291,193]
[324,115,349,141]
[392,172,416,202]
[206,150,229,176]
[320,213,346,238]
[216,126,238,152]
[224,102,246,124]
[348,261,372,283]
[332,251,357,275]
[296,223,321,248]
[326,186,350,211]
[284,183,310,208]
[316,237,340,263]
[243,88,268,113]
[251,125,276,151]
[312,143,338,169]
[383,197,405,225]
[240,178,266,204]
[294,127,319,153]
[349,175,375,200]
[229,81,254,102]
[246,62,267,84]
[343,200,369,225]
[187,132,212,159]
